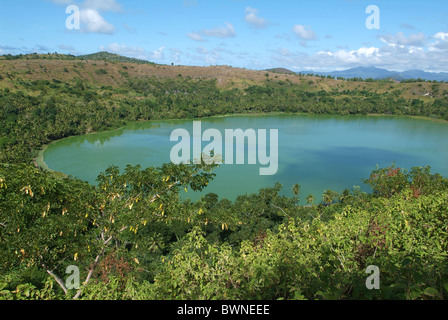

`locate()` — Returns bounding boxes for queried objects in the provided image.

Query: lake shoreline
[34,112,289,172]
[34,111,448,174]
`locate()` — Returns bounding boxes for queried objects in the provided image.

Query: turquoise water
[43,114,448,202]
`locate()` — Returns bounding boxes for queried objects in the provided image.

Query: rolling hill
[77,51,157,65]
[265,67,297,75]
[0,52,447,102]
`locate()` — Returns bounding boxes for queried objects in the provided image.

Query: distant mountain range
[297,66,448,82]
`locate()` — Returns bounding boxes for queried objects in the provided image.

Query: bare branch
[41,262,68,295]
[271,203,289,217]
[73,249,104,300]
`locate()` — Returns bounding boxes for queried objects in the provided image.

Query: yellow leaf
[21,186,34,197]
[134,258,140,264]
[74,253,78,261]
[185,188,188,193]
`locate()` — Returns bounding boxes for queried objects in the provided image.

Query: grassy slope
[0,53,447,102]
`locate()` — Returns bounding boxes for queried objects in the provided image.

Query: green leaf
[423,287,439,297]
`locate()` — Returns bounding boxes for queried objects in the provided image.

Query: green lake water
[43,114,448,203]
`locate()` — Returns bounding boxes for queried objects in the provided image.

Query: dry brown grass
[0,58,447,101]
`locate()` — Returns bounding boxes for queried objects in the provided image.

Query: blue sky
[1,0,448,72]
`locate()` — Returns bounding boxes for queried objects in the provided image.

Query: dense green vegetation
[1,72,448,164]
[1,162,447,300]
[1,56,448,300]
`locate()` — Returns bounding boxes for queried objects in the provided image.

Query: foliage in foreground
[1,163,447,300]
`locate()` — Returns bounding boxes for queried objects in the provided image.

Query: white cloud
[271,38,448,73]
[269,29,448,72]
[292,25,316,40]
[50,0,121,34]
[99,43,166,61]
[379,32,426,47]
[202,23,236,38]
[187,23,236,42]
[187,32,205,42]
[100,43,167,60]
[434,32,448,41]
[330,47,382,64]
[356,47,381,57]
[169,48,182,63]
[80,9,115,34]
[100,43,146,59]
[79,0,123,34]
[149,47,165,60]
[430,32,448,51]
[245,7,268,29]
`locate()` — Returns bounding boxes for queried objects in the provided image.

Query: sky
[1,0,448,72]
